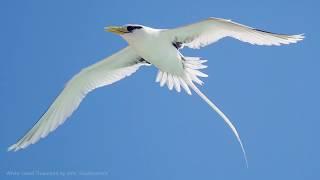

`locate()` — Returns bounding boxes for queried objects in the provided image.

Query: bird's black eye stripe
[127,26,142,32]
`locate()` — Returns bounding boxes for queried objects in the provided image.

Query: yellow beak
[105,26,128,35]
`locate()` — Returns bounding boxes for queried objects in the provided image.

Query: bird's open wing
[9,47,149,151]
[164,17,304,49]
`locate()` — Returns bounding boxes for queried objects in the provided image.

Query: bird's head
[105,24,145,35]
[105,24,151,44]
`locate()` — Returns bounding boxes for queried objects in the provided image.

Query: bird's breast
[130,38,185,75]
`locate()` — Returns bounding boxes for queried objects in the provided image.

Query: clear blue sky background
[1,0,319,179]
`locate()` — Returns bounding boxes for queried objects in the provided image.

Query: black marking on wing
[138,58,151,64]
[172,42,183,49]
[253,28,288,36]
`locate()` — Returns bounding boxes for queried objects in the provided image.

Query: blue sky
[1,0,319,179]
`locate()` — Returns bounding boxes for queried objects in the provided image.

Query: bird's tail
[184,76,248,167]
[155,56,248,166]
[155,56,208,94]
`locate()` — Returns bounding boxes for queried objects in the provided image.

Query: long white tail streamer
[155,56,248,166]
[185,77,248,167]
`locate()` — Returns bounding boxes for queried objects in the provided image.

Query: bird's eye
[127,26,142,32]
[127,26,134,32]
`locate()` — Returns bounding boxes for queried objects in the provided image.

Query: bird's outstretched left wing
[8,47,149,151]
[164,17,304,49]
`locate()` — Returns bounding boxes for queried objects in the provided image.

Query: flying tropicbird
[8,17,303,165]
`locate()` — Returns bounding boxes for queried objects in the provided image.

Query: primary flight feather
[9,17,304,165]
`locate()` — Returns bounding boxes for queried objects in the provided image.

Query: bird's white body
[122,27,185,75]
[8,17,304,166]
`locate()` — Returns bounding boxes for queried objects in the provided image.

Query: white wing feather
[8,47,148,151]
[165,17,304,49]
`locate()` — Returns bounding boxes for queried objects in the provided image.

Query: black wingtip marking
[253,28,288,36]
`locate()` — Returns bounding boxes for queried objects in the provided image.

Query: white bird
[8,17,304,165]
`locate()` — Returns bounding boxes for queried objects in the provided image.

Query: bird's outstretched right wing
[8,47,149,151]
[164,17,304,49]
